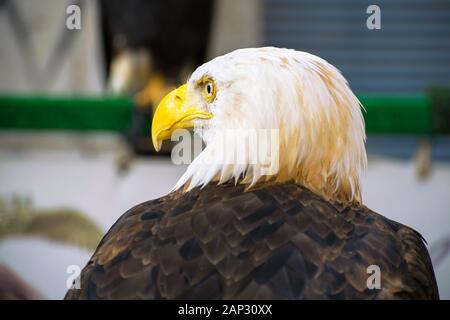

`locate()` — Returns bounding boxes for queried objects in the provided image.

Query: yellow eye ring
[202,80,216,102]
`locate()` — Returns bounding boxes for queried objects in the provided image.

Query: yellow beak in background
[151,84,213,151]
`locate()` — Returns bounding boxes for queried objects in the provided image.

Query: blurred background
[0,0,449,299]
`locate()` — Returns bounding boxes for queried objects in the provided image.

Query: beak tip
[152,136,162,152]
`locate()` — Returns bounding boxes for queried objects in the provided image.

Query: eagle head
[152,47,367,204]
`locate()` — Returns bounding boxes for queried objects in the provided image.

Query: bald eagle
[65,47,439,300]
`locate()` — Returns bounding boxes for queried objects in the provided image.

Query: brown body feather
[65,182,439,300]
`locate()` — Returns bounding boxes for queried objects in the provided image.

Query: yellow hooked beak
[151,84,213,151]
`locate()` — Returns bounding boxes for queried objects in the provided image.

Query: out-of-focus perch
[0,197,104,250]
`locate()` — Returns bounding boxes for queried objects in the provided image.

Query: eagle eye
[202,79,216,103]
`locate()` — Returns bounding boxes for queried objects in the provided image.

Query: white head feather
[173,47,367,204]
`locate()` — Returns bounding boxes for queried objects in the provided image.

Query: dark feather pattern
[65,182,439,300]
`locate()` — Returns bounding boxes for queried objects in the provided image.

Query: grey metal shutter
[264,0,450,94]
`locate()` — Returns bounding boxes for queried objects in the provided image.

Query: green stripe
[359,95,432,135]
[0,95,133,132]
[0,94,443,134]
